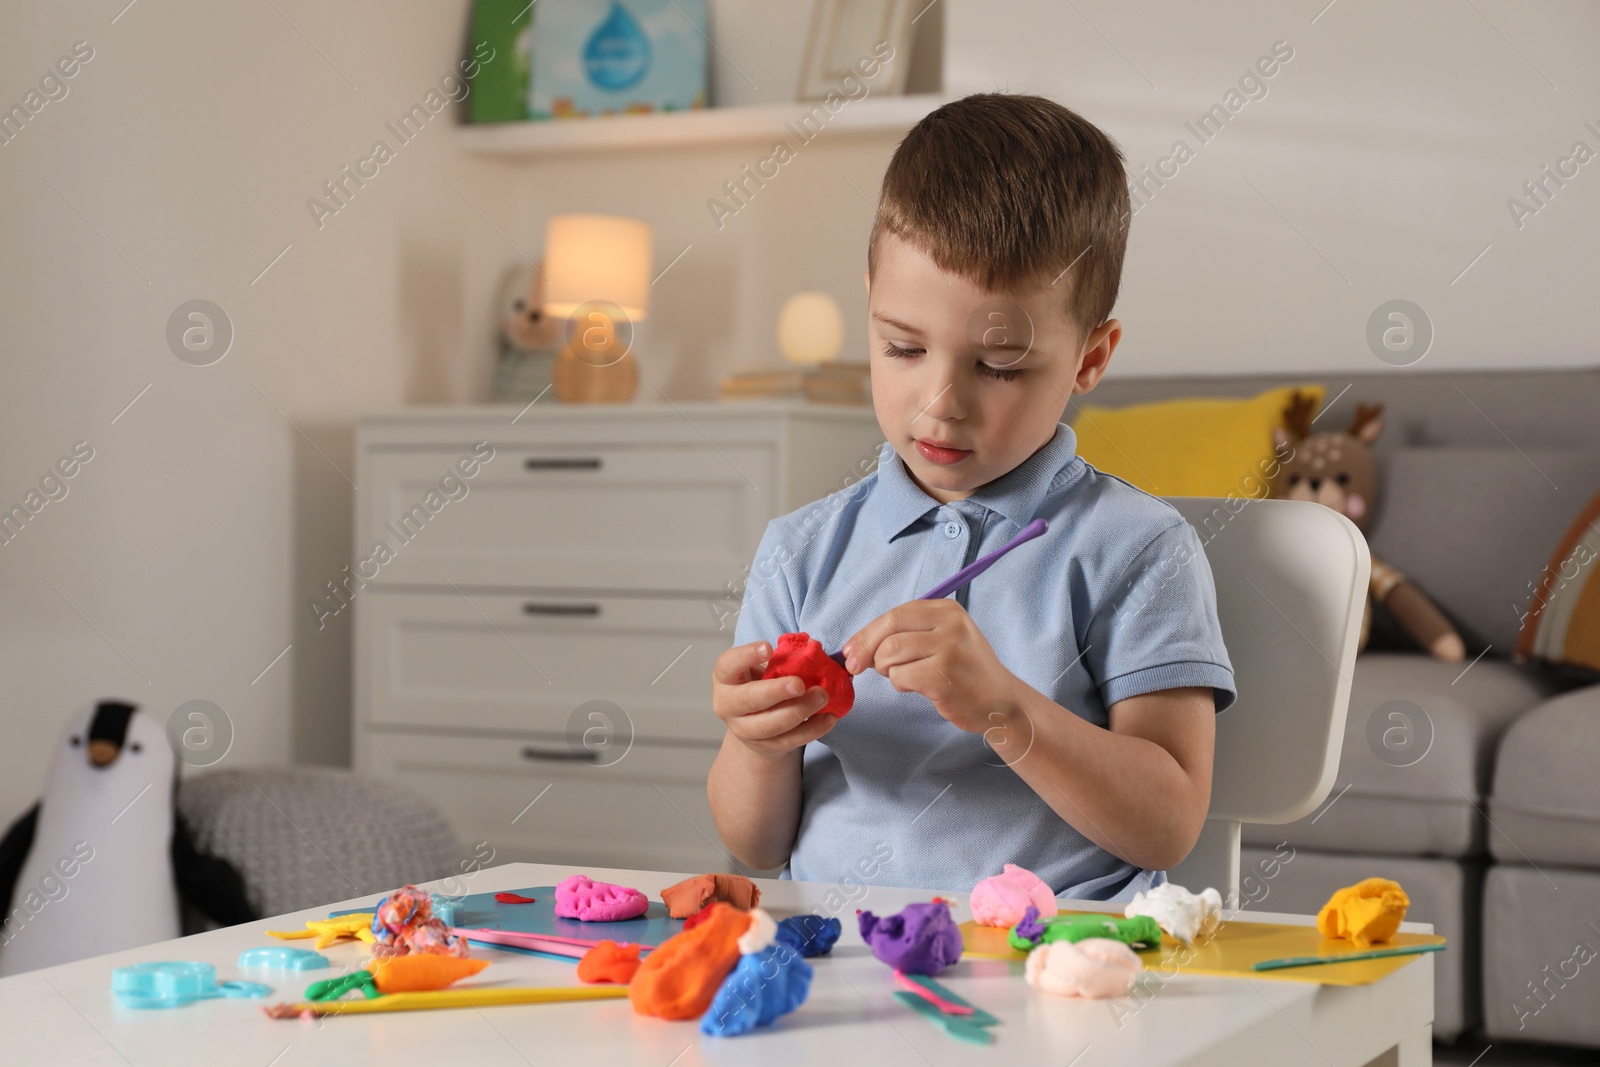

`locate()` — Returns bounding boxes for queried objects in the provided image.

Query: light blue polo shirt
[730,421,1236,903]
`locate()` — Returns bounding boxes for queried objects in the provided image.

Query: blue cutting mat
[453,886,684,947]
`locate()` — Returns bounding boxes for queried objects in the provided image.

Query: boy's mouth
[914,438,972,466]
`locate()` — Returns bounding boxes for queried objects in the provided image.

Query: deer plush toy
[1270,391,1465,662]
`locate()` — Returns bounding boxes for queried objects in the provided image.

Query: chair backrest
[1162,497,1370,908]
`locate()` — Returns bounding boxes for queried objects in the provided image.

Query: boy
[708,93,1237,903]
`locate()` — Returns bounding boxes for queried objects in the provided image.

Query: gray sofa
[1080,367,1600,1048]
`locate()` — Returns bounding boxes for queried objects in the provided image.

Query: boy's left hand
[841,599,1020,732]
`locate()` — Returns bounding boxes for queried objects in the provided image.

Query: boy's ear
[1071,318,1121,396]
[862,270,870,294]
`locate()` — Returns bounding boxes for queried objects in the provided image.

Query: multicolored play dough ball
[760,632,855,717]
[630,902,752,1019]
[701,909,813,1036]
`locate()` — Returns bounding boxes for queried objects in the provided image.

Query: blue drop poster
[529,0,708,119]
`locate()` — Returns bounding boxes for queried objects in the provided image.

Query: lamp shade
[540,214,652,321]
[777,291,844,364]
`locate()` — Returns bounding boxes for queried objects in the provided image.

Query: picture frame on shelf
[797,0,917,101]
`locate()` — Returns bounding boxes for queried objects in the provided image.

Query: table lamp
[542,213,652,403]
[777,290,844,364]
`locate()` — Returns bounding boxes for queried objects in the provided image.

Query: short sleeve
[1083,520,1238,713]
[731,519,800,649]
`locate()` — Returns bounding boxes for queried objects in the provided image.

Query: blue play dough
[111,962,272,1009]
[237,947,330,971]
[700,941,814,1037]
[775,915,842,957]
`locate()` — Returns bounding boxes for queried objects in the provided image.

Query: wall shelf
[456,93,949,158]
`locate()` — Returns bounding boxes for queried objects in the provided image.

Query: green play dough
[1008,913,1164,952]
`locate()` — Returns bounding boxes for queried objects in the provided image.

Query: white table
[0,863,1433,1066]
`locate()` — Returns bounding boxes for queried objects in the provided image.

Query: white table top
[0,863,1434,1066]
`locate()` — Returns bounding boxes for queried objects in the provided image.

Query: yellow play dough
[1316,878,1409,948]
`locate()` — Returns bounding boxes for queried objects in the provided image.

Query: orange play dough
[367,954,490,993]
[628,902,752,1019]
[660,873,762,919]
[577,940,643,984]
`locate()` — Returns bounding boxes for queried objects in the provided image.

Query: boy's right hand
[713,641,837,758]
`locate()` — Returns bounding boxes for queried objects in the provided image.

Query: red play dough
[760,632,855,717]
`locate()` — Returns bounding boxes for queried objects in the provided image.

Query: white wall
[947,0,1600,374]
[0,0,1595,819]
[0,0,905,818]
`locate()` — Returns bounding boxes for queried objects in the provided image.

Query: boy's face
[865,232,1120,504]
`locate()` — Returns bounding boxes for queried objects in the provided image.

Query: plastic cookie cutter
[265,913,376,949]
[305,970,380,1002]
[238,947,331,972]
[112,962,272,1009]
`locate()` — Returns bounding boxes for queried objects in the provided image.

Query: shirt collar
[869,422,1080,542]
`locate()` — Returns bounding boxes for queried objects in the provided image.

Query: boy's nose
[917,380,965,421]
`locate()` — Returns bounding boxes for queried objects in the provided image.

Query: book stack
[719,362,871,405]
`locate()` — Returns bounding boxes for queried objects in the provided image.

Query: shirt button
[943,521,962,538]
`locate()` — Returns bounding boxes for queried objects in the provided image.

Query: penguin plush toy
[0,700,253,976]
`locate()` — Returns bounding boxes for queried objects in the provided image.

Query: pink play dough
[970,863,1059,928]
[1024,938,1143,999]
[554,875,649,922]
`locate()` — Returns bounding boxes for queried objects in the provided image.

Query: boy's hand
[713,641,837,758]
[842,600,1020,733]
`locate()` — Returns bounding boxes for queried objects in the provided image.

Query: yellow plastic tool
[297,985,630,1016]
[960,912,1446,987]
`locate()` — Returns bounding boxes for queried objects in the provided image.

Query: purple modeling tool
[827,517,1049,668]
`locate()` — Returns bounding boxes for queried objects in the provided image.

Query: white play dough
[1124,882,1223,945]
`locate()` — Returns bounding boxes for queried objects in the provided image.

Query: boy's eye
[977,361,1025,382]
[880,341,1025,381]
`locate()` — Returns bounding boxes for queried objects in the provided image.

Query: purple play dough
[857,900,964,976]
[1014,904,1045,944]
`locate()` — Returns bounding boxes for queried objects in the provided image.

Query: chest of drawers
[352,402,884,872]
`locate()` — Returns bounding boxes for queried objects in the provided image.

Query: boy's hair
[867,93,1131,334]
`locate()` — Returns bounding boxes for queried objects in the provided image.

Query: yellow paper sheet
[960,912,1446,986]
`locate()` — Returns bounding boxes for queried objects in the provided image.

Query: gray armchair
[177,766,463,925]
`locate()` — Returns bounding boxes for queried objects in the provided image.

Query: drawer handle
[523,457,603,471]
[521,745,598,764]
[522,602,601,617]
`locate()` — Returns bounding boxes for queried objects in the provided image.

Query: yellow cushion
[1070,384,1325,498]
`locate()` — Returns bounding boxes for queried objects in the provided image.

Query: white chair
[1163,497,1371,909]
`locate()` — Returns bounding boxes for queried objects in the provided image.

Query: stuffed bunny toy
[1270,391,1465,662]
